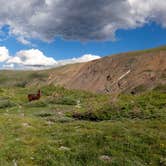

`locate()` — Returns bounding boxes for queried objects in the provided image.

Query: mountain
[0,46,166,94]
[0,46,165,165]
[43,46,166,94]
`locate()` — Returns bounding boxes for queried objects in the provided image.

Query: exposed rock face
[46,47,166,94]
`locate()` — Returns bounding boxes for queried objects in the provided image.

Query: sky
[0,0,166,70]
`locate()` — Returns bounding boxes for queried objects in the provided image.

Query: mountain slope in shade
[46,46,166,93]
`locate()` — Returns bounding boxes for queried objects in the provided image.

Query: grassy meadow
[0,83,165,165]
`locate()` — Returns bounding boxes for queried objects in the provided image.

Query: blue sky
[1,23,166,59]
[0,0,166,69]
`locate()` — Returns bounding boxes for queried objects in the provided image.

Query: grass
[0,84,165,165]
[124,45,166,56]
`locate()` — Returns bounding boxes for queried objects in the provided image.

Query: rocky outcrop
[46,46,166,94]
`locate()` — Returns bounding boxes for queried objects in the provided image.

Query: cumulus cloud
[56,54,101,66]
[1,47,100,70]
[0,0,165,43]
[2,63,14,69]
[72,54,101,63]
[7,49,57,66]
[0,46,10,62]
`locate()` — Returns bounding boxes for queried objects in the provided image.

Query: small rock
[22,123,31,128]
[15,138,20,141]
[57,112,63,115]
[59,146,71,151]
[46,121,54,125]
[19,105,22,109]
[131,100,134,104]
[75,100,81,108]
[99,155,111,162]
[13,159,17,166]
[30,157,34,160]
[20,113,25,117]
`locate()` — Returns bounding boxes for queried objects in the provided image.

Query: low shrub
[24,100,48,108]
[0,100,16,109]
[29,73,48,80]
[71,88,166,121]
[37,112,53,117]
[48,96,77,106]
[72,104,118,121]
[15,81,28,88]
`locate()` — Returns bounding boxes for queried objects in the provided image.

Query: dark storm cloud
[0,0,165,43]
[32,0,135,41]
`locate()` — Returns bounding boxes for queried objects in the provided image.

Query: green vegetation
[0,70,49,87]
[125,45,166,56]
[0,84,165,165]
[72,86,166,121]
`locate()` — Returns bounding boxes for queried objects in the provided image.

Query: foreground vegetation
[0,84,165,165]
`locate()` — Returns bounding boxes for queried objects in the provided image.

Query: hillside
[47,46,166,93]
[1,46,166,94]
[0,46,165,165]
[0,81,165,165]
[0,47,166,93]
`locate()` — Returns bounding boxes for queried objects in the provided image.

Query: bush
[15,81,28,87]
[131,85,147,94]
[24,100,48,108]
[72,104,117,121]
[48,96,77,106]
[55,97,77,105]
[71,88,166,121]
[37,112,53,117]
[29,73,48,80]
[153,84,166,92]
[0,100,16,109]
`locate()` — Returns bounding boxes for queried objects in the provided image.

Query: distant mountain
[0,46,166,94]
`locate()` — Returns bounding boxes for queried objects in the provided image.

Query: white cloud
[73,54,101,63]
[0,46,10,62]
[57,54,101,66]
[2,63,14,69]
[0,0,166,43]
[7,49,57,66]
[16,36,31,45]
[128,0,166,27]
[1,47,100,70]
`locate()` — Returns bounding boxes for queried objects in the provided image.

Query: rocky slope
[46,46,166,94]
[1,46,166,94]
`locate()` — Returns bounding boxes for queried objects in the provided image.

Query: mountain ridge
[0,45,166,94]
[45,46,166,93]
